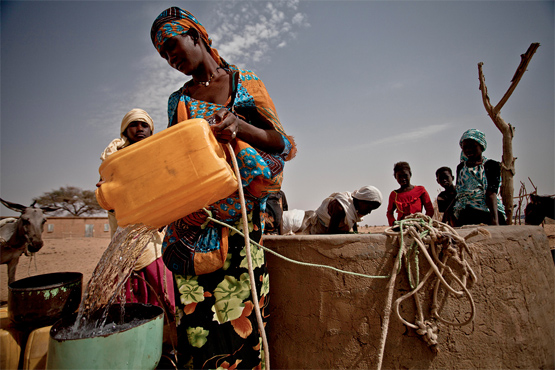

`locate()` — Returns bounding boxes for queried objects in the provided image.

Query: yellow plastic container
[22,326,51,370]
[96,118,238,228]
[0,306,23,370]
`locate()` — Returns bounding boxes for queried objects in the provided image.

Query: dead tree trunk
[477,42,540,225]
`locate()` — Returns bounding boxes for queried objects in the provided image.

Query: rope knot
[416,320,439,349]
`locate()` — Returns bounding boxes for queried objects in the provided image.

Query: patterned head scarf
[459,128,487,162]
[150,7,225,66]
[352,185,383,205]
[459,129,487,151]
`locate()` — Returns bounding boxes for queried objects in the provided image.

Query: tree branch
[495,42,540,112]
[478,62,495,117]
[478,63,492,108]
[476,42,540,225]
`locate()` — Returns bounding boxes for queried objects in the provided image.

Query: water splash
[69,224,158,337]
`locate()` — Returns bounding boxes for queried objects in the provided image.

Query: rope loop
[377,213,486,370]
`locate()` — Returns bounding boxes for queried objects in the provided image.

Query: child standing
[435,166,457,226]
[387,162,435,226]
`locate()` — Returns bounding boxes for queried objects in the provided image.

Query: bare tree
[33,186,105,216]
[477,42,540,224]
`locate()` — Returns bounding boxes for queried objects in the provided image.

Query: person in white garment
[309,185,383,234]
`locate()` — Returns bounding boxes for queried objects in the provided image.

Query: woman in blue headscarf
[453,129,506,226]
[151,7,295,369]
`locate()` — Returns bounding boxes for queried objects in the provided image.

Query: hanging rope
[225,143,271,370]
[203,214,393,280]
[376,213,487,370]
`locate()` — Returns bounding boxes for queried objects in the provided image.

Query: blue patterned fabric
[162,70,291,273]
[453,158,505,218]
[459,128,487,151]
[459,128,487,162]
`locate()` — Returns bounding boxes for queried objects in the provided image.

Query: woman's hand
[208,108,285,153]
[207,108,240,144]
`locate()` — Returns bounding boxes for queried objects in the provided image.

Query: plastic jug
[96,118,238,228]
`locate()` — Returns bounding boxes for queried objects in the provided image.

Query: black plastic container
[8,272,82,329]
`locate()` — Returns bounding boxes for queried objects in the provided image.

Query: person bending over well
[310,186,382,234]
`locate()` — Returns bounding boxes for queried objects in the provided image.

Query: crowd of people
[95,6,507,369]
[383,126,507,229]
[280,127,505,235]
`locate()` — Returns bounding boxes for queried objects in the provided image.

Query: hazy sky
[1,0,553,226]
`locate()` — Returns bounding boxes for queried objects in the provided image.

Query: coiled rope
[377,213,486,370]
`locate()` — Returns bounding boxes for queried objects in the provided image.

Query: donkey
[0,198,58,284]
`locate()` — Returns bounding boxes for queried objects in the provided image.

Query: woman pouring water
[150,7,295,369]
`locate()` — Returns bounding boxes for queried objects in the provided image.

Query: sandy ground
[0,238,110,304]
[1,224,553,304]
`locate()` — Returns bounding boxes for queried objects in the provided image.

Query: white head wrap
[121,108,154,138]
[352,185,383,205]
[100,109,155,162]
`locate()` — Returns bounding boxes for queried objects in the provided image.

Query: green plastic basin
[46,303,164,370]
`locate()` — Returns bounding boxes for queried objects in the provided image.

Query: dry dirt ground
[1,224,554,304]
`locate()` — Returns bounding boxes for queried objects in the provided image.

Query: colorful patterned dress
[162,66,293,369]
[453,158,505,224]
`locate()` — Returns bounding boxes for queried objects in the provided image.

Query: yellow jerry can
[0,306,23,370]
[22,326,52,370]
[96,119,238,228]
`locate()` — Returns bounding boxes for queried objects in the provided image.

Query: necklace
[193,67,222,87]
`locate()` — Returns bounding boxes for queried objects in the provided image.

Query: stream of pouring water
[68,224,157,338]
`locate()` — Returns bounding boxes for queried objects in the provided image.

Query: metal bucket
[8,272,82,329]
[46,303,164,370]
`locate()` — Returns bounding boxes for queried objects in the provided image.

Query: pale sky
[1,0,553,226]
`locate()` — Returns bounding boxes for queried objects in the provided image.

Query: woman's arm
[455,162,464,191]
[210,108,285,153]
[485,190,499,225]
[437,192,447,213]
[484,160,501,225]
[421,189,435,218]
[386,192,396,226]
[327,199,347,234]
